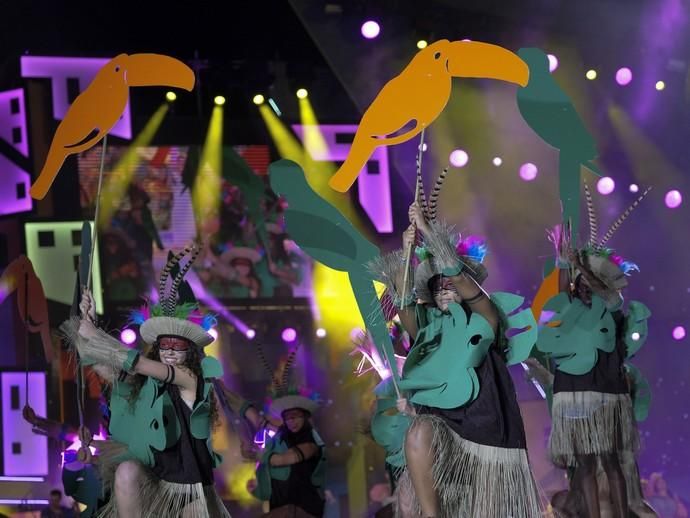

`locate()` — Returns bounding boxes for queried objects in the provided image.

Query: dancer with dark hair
[244,348,327,517]
[61,246,230,518]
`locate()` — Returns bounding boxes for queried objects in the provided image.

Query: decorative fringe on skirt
[549,391,639,468]
[394,415,542,517]
[95,455,231,518]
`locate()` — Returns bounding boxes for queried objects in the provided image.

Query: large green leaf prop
[536,293,616,375]
[399,303,494,409]
[492,292,538,365]
[625,362,651,421]
[371,378,410,467]
[623,301,652,358]
[109,379,180,466]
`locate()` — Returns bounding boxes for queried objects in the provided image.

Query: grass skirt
[549,391,639,468]
[395,415,542,517]
[95,450,230,518]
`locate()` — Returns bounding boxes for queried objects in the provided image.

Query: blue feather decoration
[129,309,147,326]
[619,261,640,276]
[201,313,218,331]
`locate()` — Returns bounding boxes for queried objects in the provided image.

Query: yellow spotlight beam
[98,103,169,228]
[259,103,304,162]
[297,96,369,229]
[192,105,224,233]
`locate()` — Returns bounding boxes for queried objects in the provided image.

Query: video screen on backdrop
[78,145,312,303]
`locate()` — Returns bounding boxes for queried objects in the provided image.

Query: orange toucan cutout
[328,40,529,193]
[531,266,560,323]
[0,256,53,362]
[30,53,195,200]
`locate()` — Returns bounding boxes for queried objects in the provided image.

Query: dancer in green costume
[369,201,541,518]
[234,347,326,517]
[536,186,652,518]
[61,246,230,518]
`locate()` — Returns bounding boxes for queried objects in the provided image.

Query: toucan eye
[469,334,482,345]
[115,66,121,72]
[434,52,441,59]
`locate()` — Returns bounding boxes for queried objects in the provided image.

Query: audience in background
[645,473,688,518]
[41,489,78,518]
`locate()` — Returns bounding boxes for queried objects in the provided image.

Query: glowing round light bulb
[586,69,597,80]
[417,40,428,49]
[655,81,665,91]
[214,95,226,106]
[120,328,137,345]
[361,21,380,39]
[665,190,682,209]
[492,157,503,167]
[253,94,265,105]
[615,67,633,86]
[597,177,615,195]
[165,91,177,102]
[316,328,327,338]
[449,149,469,168]
[281,327,297,343]
[246,329,256,339]
[519,163,538,181]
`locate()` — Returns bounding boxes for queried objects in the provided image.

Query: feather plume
[583,180,598,246]
[599,187,652,247]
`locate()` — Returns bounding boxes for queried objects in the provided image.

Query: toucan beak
[446,41,529,87]
[123,54,195,91]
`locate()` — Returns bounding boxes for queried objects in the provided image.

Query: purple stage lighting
[665,190,682,209]
[449,149,469,168]
[597,177,615,195]
[672,326,686,341]
[246,329,256,340]
[281,327,297,343]
[361,21,380,39]
[616,67,633,86]
[629,184,639,193]
[519,163,538,181]
[120,328,137,345]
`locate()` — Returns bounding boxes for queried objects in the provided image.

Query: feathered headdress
[414,225,489,304]
[255,343,320,417]
[548,182,650,288]
[129,245,216,347]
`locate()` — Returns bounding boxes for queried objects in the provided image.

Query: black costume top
[152,381,215,486]
[269,425,325,517]
[417,346,527,449]
[553,311,629,395]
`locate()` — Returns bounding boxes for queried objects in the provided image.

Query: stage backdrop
[77,145,313,305]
